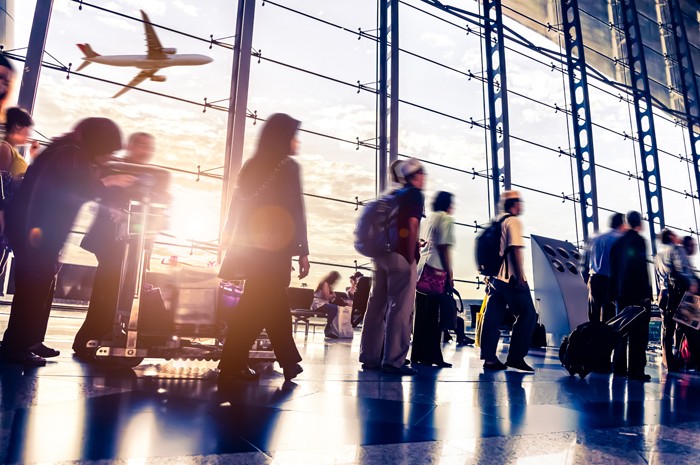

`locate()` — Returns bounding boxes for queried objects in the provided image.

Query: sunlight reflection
[516,451,571,465]
[119,412,156,458]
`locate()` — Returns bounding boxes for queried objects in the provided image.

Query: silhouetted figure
[609,211,652,381]
[586,212,626,323]
[0,118,133,366]
[218,113,309,383]
[72,132,157,358]
[480,191,537,372]
[359,158,425,376]
[412,191,455,368]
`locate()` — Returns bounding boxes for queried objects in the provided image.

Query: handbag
[416,263,447,294]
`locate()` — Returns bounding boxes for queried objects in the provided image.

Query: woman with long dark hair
[218,113,309,382]
[411,191,455,368]
[312,271,342,338]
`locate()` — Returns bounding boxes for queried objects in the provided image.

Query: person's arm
[511,247,527,288]
[407,216,419,264]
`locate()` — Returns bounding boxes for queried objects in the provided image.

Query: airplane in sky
[76,10,213,98]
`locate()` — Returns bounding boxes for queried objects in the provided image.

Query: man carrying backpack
[359,158,425,375]
[479,191,537,371]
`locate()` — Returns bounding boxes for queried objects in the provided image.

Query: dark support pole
[378,0,397,193]
[561,0,599,240]
[389,0,399,169]
[619,0,665,255]
[667,0,700,207]
[483,0,511,214]
[219,0,255,251]
[17,0,54,115]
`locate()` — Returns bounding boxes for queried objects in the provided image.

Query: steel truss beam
[667,0,700,209]
[483,0,511,213]
[378,0,399,193]
[561,0,600,240]
[220,0,256,249]
[18,0,54,115]
[619,0,665,254]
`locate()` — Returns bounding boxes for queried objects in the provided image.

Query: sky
[9,0,700,300]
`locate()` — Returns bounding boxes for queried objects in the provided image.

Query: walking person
[411,191,455,368]
[609,211,652,381]
[0,118,133,366]
[72,132,157,358]
[586,213,626,323]
[218,113,309,383]
[359,158,425,375]
[479,190,537,372]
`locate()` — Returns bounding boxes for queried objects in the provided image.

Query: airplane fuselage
[85,54,212,69]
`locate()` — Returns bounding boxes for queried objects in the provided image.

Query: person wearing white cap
[360,157,425,375]
[479,190,537,372]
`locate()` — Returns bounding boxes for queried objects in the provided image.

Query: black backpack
[475,214,512,276]
[559,321,617,378]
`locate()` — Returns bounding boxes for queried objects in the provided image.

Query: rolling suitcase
[559,305,648,378]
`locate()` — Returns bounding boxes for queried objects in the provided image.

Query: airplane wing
[141,10,166,60]
[113,69,156,98]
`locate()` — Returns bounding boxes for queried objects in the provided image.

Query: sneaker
[457,336,476,346]
[361,363,381,370]
[483,360,507,370]
[505,359,535,372]
[381,364,417,375]
[29,343,60,358]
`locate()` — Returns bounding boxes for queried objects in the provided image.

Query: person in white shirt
[480,190,537,372]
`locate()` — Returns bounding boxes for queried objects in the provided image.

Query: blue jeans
[479,278,537,363]
[319,303,339,336]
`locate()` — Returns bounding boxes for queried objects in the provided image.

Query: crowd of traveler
[0,49,695,385]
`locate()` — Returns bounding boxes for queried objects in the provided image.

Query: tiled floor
[1,308,700,464]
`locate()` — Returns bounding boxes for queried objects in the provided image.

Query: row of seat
[287,277,371,335]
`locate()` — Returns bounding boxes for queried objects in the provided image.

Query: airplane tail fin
[76,44,99,72]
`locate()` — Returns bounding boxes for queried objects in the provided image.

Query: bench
[286,287,325,336]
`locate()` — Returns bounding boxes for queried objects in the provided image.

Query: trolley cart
[80,162,274,368]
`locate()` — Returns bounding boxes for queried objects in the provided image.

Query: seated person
[346,271,363,301]
[311,271,343,338]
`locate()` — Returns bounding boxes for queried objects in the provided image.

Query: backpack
[354,188,407,258]
[475,214,512,276]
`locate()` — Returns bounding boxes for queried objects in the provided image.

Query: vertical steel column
[667,0,700,205]
[619,0,665,254]
[219,0,255,248]
[377,0,399,193]
[17,0,53,115]
[561,0,600,239]
[483,0,511,213]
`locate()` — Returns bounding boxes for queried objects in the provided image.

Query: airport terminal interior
[2,309,700,465]
[3,0,700,464]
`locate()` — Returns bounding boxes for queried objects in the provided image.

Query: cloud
[173,0,199,17]
[420,32,455,49]
[96,16,139,32]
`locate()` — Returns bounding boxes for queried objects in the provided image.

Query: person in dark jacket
[0,118,134,366]
[609,210,652,381]
[72,132,157,358]
[218,113,309,383]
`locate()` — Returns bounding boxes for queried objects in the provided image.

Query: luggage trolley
[83,162,274,368]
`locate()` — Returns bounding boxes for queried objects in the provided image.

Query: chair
[286,287,325,336]
[351,276,371,327]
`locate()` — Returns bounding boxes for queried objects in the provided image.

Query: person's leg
[588,275,602,323]
[426,293,445,364]
[504,283,537,364]
[410,291,429,363]
[628,307,651,379]
[218,275,270,373]
[382,253,416,369]
[612,300,629,375]
[359,258,389,367]
[73,248,124,351]
[323,303,339,337]
[479,280,508,363]
[262,282,302,369]
[1,253,57,355]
